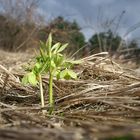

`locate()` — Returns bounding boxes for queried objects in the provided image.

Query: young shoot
[22,33,81,114]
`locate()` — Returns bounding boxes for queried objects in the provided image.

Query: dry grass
[0,50,140,140]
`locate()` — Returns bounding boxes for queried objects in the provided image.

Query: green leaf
[22,75,29,85]
[67,70,77,79]
[54,54,64,67]
[58,69,77,80]
[50,60,56,68]
[51,42,61,52]
[62,61,72,69]
[40,41,46,52]
[57,43,68,53]
[46,33,52,55]
[53,70,60,79]
[59,69,67,79]
[35,62,42,69]
[45,66,49,73]
[34,62,42,73]
[39,47,46,60]
[57,53,63,57]
[28,72,38,86]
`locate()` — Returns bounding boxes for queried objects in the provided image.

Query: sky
[38,0,140,42]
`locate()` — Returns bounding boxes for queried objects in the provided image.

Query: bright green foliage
[22,33,81,114]
[59,69,77,79]
[22,72,38,86]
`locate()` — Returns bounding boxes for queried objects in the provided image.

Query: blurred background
[0,0,140,64]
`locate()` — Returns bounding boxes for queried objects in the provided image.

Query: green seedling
[22,33,81,114]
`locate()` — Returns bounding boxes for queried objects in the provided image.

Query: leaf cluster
[22,33,81,86]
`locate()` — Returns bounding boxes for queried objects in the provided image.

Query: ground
[0,50,140,140]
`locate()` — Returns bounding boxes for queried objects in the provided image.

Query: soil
[0,50,140,140]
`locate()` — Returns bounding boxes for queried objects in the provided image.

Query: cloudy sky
[39,0,140,41]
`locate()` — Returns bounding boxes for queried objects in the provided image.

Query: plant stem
[38,74,45,113]
[49,73,53,114]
